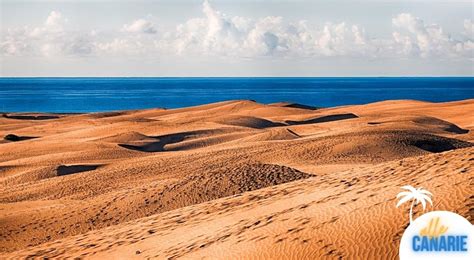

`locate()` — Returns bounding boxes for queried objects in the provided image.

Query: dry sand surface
[0,99,473,259]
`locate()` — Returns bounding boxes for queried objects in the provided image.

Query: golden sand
[0,99,472,259]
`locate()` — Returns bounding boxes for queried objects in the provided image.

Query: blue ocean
[0,77,472,113]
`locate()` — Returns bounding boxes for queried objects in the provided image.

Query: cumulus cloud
[463,19,474,38]
[169,1,372,58]
[169,2,471,60]
[0,11,95,57]
[391,13,473,58]
[1,1,472,61]
[122,18,157,34]
[29,11,67,37]
[45,11,66,31]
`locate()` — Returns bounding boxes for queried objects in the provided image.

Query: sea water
[0,77,472,113]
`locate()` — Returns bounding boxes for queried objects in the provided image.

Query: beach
[0,99,473,259]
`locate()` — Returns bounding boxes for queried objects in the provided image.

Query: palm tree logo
[396,185,433,223]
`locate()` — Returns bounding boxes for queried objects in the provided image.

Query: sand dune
[0,99,472,258]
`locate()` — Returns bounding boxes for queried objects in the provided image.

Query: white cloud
[122,18,157,34]
[30,11,67,37]
[464,19,474,38]
[45,11,66,32]
[1,36,28,56]
[391,13,473,58]
[95,38,150,56]
[0,11,95,57]
[168,1,375,58]
[1,1,472,61]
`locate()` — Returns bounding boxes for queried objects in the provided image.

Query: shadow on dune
[285,113,358,125]
[3,114,59,120]
[412,117,469,134]
[410,139,469,153]
[443,125,469,134]
[57,165,102,176]
[3,134,38,142]
[118,130,223,152]
[89,111,127,118]
[214,115,285,129]
[398,131,472,153]
[269,102,319,110]
[279,103,319,110]
[0,166,13,172]
[119,140,172,153]
[367,116,469,134]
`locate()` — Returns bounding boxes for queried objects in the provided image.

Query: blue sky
[1,0,473,76]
